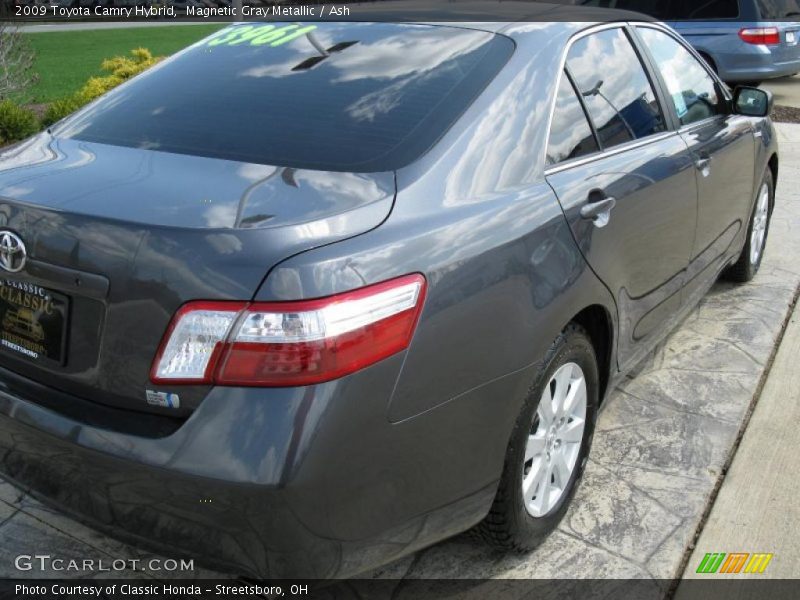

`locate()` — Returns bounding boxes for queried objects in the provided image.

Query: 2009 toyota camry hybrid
[0,15,778,579]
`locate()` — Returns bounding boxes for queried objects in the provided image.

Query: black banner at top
[4,0,664,24]
[7,0,800,24]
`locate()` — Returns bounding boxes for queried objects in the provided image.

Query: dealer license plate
[0,278,69,366]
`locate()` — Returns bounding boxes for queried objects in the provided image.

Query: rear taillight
[739,27,781,45]
[150,274,426,387]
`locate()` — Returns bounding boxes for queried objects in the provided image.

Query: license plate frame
[0,278,69,366]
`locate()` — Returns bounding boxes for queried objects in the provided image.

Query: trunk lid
[0,134,395,416]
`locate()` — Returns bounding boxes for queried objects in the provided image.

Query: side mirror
[733,87,773,117]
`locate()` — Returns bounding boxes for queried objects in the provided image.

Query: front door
[636,26,757,304]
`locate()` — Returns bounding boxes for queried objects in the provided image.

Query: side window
[578,0,740,19]
[547,72,599,166]
[758,0,800,19]
[578,1,670,20]
[668,0,740,18]
[638,28,725,127]
[566,28,666,150]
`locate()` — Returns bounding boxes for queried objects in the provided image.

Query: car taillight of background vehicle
[738,27,781,45]
[150,274,426,387]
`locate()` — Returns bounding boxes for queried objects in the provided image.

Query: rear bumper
[0,357,525,578]
[710,44,800,82]
[677,26,800,82]
[720,57,800,82]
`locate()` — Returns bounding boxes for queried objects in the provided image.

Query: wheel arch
[768,153,779,200]
[569,304,614,405]
[697,50,718,74]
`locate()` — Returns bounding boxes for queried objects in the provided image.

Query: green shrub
[76,47,161,104]
[0,100,39,145]
[42,97,83,128]
[43,48,163,127]
[0,47,163,144]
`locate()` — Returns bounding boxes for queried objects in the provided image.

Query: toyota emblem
[0,231,27,273]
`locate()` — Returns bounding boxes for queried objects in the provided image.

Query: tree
[0,20,38,102]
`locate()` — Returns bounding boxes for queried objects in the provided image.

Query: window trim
[543,22,673,173]
[544,131,677,175]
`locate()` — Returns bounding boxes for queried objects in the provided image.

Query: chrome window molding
[544,131,677,176]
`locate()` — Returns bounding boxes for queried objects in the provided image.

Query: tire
[725,168,773,283]
[473,324,599,550]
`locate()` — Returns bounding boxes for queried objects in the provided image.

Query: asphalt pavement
[762,75,800,109]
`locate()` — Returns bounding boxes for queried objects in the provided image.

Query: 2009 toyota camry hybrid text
[0,16,778,579]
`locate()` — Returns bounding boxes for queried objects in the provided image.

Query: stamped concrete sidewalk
[680,301,800,582]
[1,124,799,584]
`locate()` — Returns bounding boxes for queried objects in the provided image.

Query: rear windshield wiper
[292,35,359,72]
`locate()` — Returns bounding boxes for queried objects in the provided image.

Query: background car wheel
[725,168,774,283]
[698,52,717,75]
[473,324,599,550]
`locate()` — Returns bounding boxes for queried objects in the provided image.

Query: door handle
[580,196,617,228]
[695,157,712,174]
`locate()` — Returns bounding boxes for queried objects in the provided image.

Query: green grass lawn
[26,25,226,103]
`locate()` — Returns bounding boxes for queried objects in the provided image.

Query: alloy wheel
[750,183,770,266]
[522,362,587,518]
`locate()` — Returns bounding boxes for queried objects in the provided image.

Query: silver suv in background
[583,0,800,84]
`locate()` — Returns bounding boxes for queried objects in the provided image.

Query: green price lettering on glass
[206,24,319,48]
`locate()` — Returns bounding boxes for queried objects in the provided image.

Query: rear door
[545,26,698,370]
[635,26,756,305]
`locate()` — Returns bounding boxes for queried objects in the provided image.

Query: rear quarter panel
[256,23,617,444]
[247,26,619,542]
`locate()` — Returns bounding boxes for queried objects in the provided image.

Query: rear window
[581,0,740,19]
[565,28,666,149]
[57,23,513,172]
[757,0,800,18]
[547,72,599,165]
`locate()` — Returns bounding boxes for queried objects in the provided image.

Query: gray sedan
[0,16,777,579]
